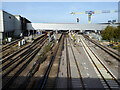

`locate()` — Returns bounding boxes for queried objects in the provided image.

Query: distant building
[21,17,31,36]
[0,10,31,44]
[0,10,15,44]
[14,15,22,37]
[118,1,120,23]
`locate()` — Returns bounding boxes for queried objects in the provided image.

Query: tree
[101,25,120,41]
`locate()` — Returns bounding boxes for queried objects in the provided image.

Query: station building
[0,10,31,44]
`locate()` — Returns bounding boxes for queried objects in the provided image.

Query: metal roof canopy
[27,23,119,31]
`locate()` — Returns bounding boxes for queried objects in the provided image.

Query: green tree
[117,26,120,40]
[101,25,120,41]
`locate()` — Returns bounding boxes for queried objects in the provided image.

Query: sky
[1,2,119,24]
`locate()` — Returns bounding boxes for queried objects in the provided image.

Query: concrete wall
[2,10,15,32]
[0,33,3,44]
[14,15,22,37]
[21,17,31,36]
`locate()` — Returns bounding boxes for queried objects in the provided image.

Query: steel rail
[68,37,85,90]
[1,35,46,65]
[82,37,120,86]
[2,37,47,90]
[54,35,64,89]
[80,37,111,89]
[1,38,23,52]
[37,34,63,89]
[80,37,120,89]
[83,35,120,61]
[2,36,47,79]
[1,34,45,61]
[1,36,47,72]
[66,37,72,89]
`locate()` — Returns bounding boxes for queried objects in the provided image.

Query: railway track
[2,32,119,89]
[68,37,85,89]
[1,38,24,59]
[1,38,23,52]
[37,34,63,89]
[65,37,72,89]
[1,35,46,71]
[2,35,47,74]
[83,34,120,61]
[1,34,46,64]
[2,36,48,89]
[43,34,64,89]
[60,35,86,89]
[80,35,120,89]
[1,34,45,60]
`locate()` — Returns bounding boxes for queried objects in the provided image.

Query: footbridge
[27,23,119,32]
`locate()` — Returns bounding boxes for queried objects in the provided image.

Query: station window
[9,16,11,19]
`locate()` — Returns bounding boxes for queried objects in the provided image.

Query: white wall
[0,10,4,44]
[0,10,22,37]
[0,10,4,32]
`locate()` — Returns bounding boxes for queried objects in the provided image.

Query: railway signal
[70,10,118,24]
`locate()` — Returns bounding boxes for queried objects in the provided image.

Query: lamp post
[77,17,79,23]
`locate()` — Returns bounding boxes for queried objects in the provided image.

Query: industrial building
[21,17,31,36]
[0,10,31,44]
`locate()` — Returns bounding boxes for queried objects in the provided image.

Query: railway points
[2,35,48,89]
[1,3,120,89]
[1,10,120,90]
[1,32,120,89]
